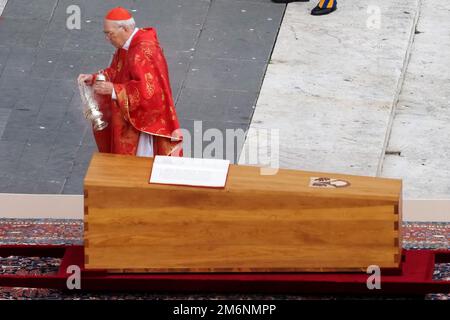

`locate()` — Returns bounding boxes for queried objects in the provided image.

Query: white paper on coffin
[150,156,230,188]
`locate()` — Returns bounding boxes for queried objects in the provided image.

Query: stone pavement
[0,1,6,14]
[1,0,449,199]
[0,0,285,194]
[240,0,450,199]
[241,0,420,175]
[381,0,450,199]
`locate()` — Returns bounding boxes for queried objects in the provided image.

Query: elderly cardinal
[78,7,183,157]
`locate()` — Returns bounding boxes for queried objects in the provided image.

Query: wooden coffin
[84,153,402,273]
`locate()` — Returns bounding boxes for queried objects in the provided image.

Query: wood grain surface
[84,153,402,273]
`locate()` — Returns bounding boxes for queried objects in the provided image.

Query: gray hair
[109,17,136,30]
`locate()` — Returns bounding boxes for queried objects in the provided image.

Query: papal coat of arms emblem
[309,177,351,188]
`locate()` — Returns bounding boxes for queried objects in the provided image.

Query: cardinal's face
[103,20,126,48]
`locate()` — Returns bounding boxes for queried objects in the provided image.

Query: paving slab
[184,57,267,92]
[195,0,284,62]
[176,87,257,123]
[1,0,57,21]
[0,108,10,137]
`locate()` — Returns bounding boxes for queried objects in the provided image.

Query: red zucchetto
[105,7,132,20]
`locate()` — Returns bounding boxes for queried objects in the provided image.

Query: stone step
[240,0,420,177]
[381,0,450,199]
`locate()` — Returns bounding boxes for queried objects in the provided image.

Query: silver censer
[78,73,108,131]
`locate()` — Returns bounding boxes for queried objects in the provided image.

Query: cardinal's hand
[78,74,93,85]
[93,81,114,95]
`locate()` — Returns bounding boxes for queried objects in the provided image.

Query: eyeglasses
[103,26,124,39]
[103,30,115,39]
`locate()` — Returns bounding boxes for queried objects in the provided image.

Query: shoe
[311,0,337,15]
[271,0,310,3]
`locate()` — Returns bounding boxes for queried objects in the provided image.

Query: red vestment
[92,28,183,156]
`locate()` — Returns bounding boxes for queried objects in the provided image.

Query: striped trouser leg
[319,0,335,9]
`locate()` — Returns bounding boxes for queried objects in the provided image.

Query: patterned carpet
[0,219,448,300]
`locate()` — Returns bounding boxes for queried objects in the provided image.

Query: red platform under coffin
[0,245,448,295]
